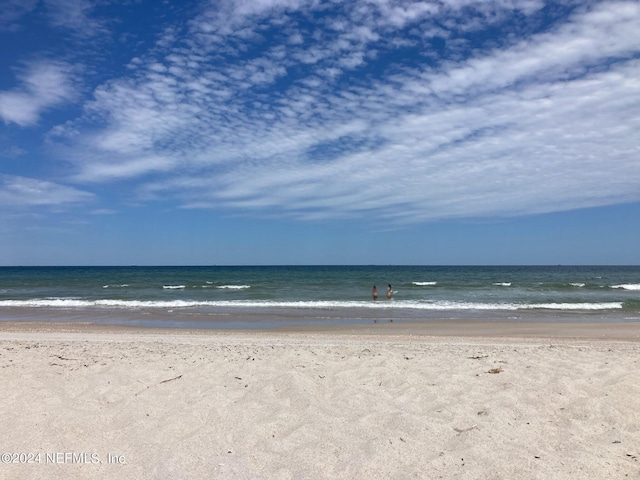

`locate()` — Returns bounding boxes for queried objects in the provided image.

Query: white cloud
[1,0,106,35]
[0,174,94,207]
[91,208,116,215]
[1,146,27,158]
[49,0,640,222]
[43,0,107,37]
[0,0,38,31]
[422,1,640,99]
[0,62,77,126]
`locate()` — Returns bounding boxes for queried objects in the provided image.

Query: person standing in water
[387,284,393,299]
[372,285,378,301]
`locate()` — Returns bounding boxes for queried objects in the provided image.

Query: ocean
[0,265,639,329]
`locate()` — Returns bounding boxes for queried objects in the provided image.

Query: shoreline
[1,318,640,342]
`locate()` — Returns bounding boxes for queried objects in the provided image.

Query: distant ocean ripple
[1,266,638,328]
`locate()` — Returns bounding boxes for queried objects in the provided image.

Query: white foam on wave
[163,285,186,290]
[493,282,511,287]
[412,282,437,286]
[216,285,250,290]
[611,284,640,291]
[0,299,208,308]
[521,302,623,310]
[570,283,585,287]
[0,299,623,311]
[392,301,622,311]
[103,284,129,288]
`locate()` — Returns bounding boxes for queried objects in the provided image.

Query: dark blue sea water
[0,266,639,328]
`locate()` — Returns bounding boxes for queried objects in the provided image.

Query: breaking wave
[0,298,623,311]
[611,284,640,291]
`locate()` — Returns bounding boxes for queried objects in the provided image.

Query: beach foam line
[216,285,250,290]
[493,282,512,287]
[0,299,624,311]
[521,302,623,310]
[412,282,437,286]
[163,285,186,289]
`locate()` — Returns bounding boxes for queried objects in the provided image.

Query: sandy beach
[1,322,639,479]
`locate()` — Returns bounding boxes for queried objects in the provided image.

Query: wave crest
[611,284,640,291]
[0,299,623,311]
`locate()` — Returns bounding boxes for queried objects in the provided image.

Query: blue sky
[1,0,639,265]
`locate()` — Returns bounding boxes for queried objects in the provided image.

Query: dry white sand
[1,324,639,479]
